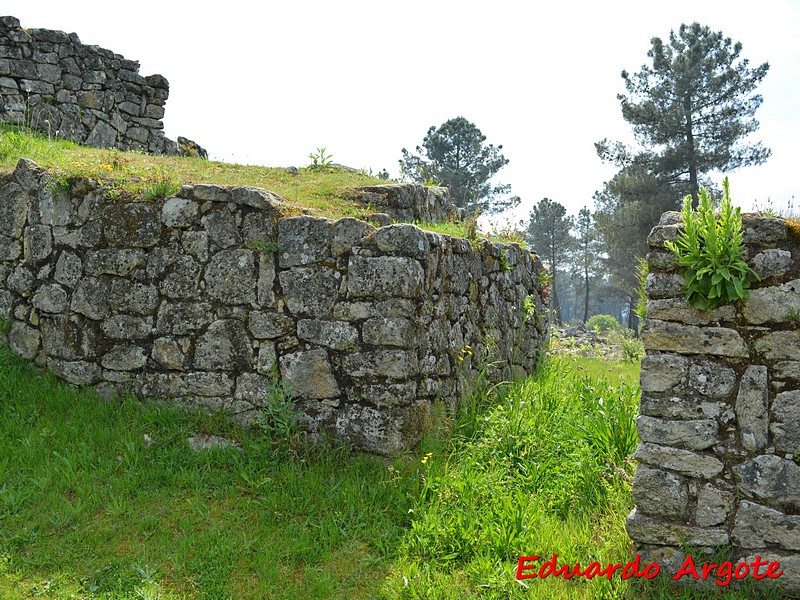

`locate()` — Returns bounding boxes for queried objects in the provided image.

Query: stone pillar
[629,212,800,592]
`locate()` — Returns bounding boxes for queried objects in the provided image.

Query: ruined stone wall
[0,16,177,154]
[0,159,549,455]
[630,211,800,592]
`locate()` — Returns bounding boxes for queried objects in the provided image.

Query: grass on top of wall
[0,123,386,219]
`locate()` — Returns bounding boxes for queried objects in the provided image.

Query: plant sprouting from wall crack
[666,178,758,309]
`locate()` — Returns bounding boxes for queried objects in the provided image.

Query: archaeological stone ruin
[0,16,179,154]
[631,211,800,592]
[0,15,551,455]
[0,159,549,455]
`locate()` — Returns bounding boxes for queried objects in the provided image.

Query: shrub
[586,314,621,333]
[666,178,757,309]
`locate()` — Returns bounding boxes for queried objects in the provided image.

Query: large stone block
[278,216,333,267]
[161,197,198,228]
[646,298,735,325]
[732,501,800,550]
[160,256,201,299]
[31,283,67,313]
[280,266,339,318]
[734,455,800,507]
[0,182,28,238]
[194,320,251,371]
[342,349,417,380]
[688,360,737,398]
[202,210,241,248]
[297,319,358,350]
[347,255,424,299]
[626,509,729,546]
[642,320,748,357]
[100,315,153,339]
[205,249,256,305]
[85,249,146,276]
[755,330,800,360]
[102,203,161,247]
[362,316,416,348]
[334,400,429,456]
[8,320,40,359]
[156,302,212,335]
[743,279,800,325]
[40,315,82,360]
[637,415,718,450]
[640,353,687,392]
[632,465,688,518]
[249,311,294,339]
[279,349,339,400]
[771,390,800,454]
[634,443,724,478]
[695,483,734,527]
[101,345,147,370]
[54,251,82,287]
[23,224,52,263]
[735,365,769,454]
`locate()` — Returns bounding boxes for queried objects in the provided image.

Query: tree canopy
[525,197,574,325]
[613,22,770,203]
[399,117,520,216]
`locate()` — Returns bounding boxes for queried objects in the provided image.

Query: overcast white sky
[7,1,800,225]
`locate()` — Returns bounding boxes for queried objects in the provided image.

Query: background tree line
[400,22,769,329]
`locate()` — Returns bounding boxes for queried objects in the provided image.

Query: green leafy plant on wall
[666,178,758,309]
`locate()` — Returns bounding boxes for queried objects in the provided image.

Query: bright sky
[7,1,800,226]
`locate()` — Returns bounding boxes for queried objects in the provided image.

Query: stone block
[297,319,358,350]
[160,256,201,299]
[732,501,800,550]
[688,360,737,398]
[347,255,424,299]
[735,365,769,454]
[278,216,333,267]
[202,210,241,248]
[161,197,198,228]
[100,315,153,339]
[640,353,687,393]
[632,465,688,518]
[54,251,82,287]
[362,316,416,348]
[331,218,374,256]
[40,315,82,359]
[249,311,294,339]
[346,381,417,408]
[755,330,800,360]
[734,455,800,507]
[102,203,161,247]
[280,266,340,318]
[47,359,102,385]
[156,302,213,335]
[151,337,187,370]
[645,272,684,298]
[31,283,67,313]
[334,400,429,457]
[23,224,52,263]
[342,349,417,380]
[8,320,40,359]
[194,320,251,371]
[637,415,718,450]
[642,320,748,357]
[626,509,729,546]
[85,249,146,276]
[695,483,734,527]
[771,390,800,454]
[751,249,793,280]
[204,250,256,305]
[0,182,28,238]
[743,279,800,325]
[101,345,147,371]
[279,349,339,400]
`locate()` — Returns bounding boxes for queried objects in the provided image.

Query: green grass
[0,124,386,219]
[1,344,778,599]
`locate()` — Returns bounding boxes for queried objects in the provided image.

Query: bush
[665,178,757,309]
[586,314,621,333]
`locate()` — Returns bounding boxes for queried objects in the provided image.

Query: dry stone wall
[0,159,549,455]
[0,16,178,154]
[630,211,800,592]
